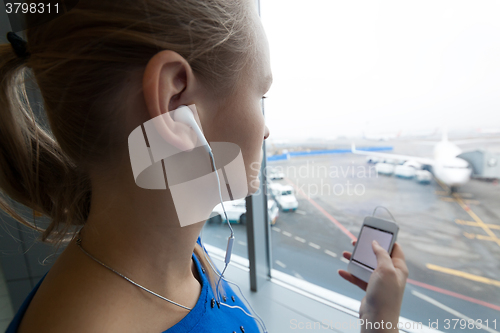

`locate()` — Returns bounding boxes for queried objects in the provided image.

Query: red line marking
[285,178,356,241]
[284,178,500,312]
[407,278,500,312]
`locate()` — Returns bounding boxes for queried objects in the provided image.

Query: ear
[142,50,199,151]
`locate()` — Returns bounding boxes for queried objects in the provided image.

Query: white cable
[200,149,268,332]
[207,149,233,305]
[372,206,397,223]
[199,229,268,333]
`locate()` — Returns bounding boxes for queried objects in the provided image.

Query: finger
[390,242,405,261]
[351,239,357,246]
[390,243,409,275]
[372,240,393,269]
[338,269,368,291]
[342,251,352,260]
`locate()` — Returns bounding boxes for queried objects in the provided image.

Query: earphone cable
[372,206,397,223]
[207,149,233,306]
[199,229,268,333]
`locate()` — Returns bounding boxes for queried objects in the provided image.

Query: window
[261,0,500,330]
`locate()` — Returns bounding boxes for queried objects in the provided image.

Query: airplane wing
[451,137,500,145]
[410,138,500,145]
[351,143,435,166]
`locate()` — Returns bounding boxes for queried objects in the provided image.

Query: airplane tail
[441,125,448,142]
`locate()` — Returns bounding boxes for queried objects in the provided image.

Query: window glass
[262,0,500,329]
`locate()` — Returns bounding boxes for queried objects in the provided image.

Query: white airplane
[352,131,472,191]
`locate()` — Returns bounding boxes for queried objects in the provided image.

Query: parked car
[208,198,280,224]
[208,199,246,224]
[268,169,284,180]
[394,165,416,178]
[272,185,298,212]
[375,162,395,175]
[416,170,432,184]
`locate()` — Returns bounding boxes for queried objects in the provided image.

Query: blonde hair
[0,0,256,295]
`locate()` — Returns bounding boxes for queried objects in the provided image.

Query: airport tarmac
[202,140,500,332]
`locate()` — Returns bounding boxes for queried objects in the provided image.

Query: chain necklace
[75,230,192,311]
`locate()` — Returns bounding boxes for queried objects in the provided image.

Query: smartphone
[347,216,399,283]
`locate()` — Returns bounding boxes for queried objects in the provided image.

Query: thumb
[372,240,393,269]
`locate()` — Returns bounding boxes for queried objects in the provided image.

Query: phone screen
[352,225,394,270]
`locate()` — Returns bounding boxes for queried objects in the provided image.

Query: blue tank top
[6,237,260,332]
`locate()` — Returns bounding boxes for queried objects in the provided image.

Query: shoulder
[16,245,150,333]
[17,242,206,333]
[17,262,126,332]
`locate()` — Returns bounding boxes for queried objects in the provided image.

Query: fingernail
[372,240,379,246]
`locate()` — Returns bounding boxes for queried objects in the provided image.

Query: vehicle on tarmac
[269,184,298,212]
[268,169,285,180]
[208,198,280,224]
[394,165,416,178]
[375,162,395,175]
[416,170,432,184]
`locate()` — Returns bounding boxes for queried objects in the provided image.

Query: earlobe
[142,50,198,151]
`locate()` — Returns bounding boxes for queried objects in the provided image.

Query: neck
[73,159,208,298]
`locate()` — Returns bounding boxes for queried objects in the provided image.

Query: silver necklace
[75,230,192,311]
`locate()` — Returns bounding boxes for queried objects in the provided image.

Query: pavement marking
[308,242,320,249]
[294,272,304,280]
[275,260,286,268]
[285,178,357,241]
[426,263,500,287]
[324,249,337,258]
[295,209,306,215]
[456,219,500,230]
[476,234,498,241]
[463,232,476,239]
[464,232,498,242]
[407,278,500,312]
[452,193,500,247]
[436,190,473,198]
[340,257,349,264]
[237,240,247,246]
[411,290,500,333]
[436,177,500,248]
[294,236,306,243]
[271,227,281,232]
[282,231,292,237]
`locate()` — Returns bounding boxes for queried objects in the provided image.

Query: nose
[264,125,270,140]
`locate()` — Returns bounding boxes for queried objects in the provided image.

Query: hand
[338,240,409,331]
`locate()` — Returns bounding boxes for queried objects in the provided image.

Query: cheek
[241,107,265,194]
[211,100,264,195]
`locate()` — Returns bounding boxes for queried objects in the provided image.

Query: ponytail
[0,44,91,249]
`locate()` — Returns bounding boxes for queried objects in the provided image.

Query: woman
[1,0,408,332]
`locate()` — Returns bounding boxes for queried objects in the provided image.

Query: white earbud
[171,105,211,153]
